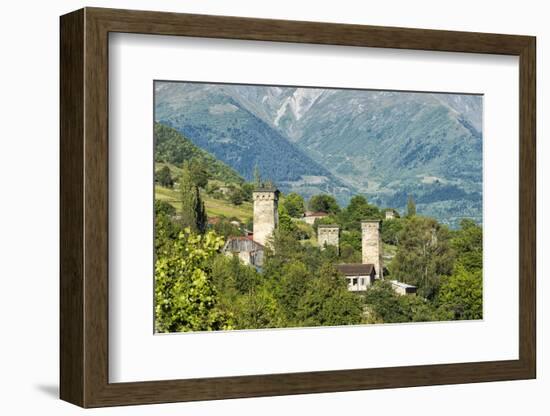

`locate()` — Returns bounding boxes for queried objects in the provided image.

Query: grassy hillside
[154,123,254,222]
[155,185,252,223]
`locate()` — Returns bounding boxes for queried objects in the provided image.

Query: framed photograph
[60,7,536,408]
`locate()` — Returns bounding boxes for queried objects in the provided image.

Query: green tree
[180,163,207,233]
[232,286,284,330]
[364,280,439,323]
[308,194,340,214]
[155,199,176,217]
[296,264,363,327]
[340,230,362,252]
[390,216,455,298]
[241,182,255,202]
[211,254,261,297]
[205,182,220,195]
[211,218,242,239]
[155,165,174,188]
[228,186,246,205]
[281,192,306,218]
[154,228,232,332]
[253,164,262,187]
[451,219,483,272]
[364,280,408,323]
[155,199,178,254]
[406,195,417,217]
[275,261,309,324]
[438,265,482,320]
[188,159,209,189]
[339,241,362,263]
[381,218,404,245]
[278,212,299,235]
[339,195,381,231]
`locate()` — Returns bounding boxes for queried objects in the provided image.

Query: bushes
[153,189,484,332]
[154,228,232,333]
[364,280,439,323]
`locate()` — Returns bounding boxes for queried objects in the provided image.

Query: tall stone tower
[362,220,383,279]
[318,225,339,253]
[252,189,279,247]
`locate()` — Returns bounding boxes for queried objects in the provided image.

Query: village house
[335,263,376,292]
[222,236,265,268]
[390,280,417,295]
[301,211,329,225]
[224,187,416,295]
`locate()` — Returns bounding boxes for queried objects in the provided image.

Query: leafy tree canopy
[437,264,482,320]
[281,192,306,218]
[339,195,381,231]
[381,218,404,245]
[308,194,340,214]
[155,228,231,332]
[451,218,482,272]
[390,216,455,298]
[155,165,174,188]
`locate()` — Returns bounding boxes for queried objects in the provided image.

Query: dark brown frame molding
[60,7,536,408]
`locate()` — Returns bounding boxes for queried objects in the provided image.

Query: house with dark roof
[335,263,376,292]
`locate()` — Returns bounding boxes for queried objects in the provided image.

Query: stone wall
[361,220,383,279]
[252,190,279,247]
[318,225,339,252]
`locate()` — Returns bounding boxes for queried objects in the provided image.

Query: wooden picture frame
[60,7,536,408]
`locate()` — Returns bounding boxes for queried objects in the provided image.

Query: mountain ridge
[154,82,483,227]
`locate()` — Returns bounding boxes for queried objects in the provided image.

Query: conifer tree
[180,163,207,233]
[406,195,417,218]
[253,163,262,188]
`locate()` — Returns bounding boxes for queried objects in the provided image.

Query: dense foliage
[390,216,455,298]
[155,165,174,188]
[308,194,341,214]
[154,145,483,331]
[154,205,232,333]
[280,192,306,218]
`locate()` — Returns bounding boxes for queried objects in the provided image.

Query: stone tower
[318,225,339,253]
[362,220,383,279]
[252,189,279,247]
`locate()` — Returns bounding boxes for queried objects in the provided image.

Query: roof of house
[335,263,375,276]
[305,211,329,217]
[390,280,417,290]
[223,236,264,253]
